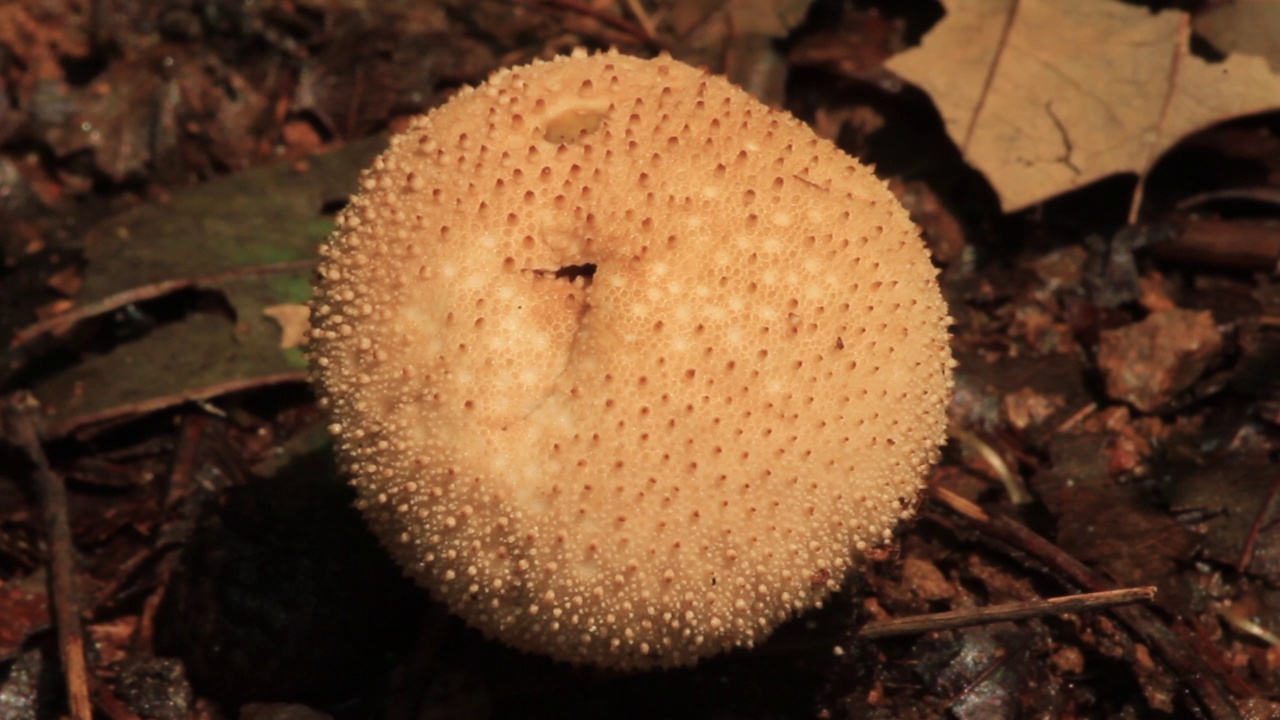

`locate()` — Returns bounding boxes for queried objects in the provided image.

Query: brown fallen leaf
[1097,307,1224,413]
[19,138,385,437]
[0,577,49,661]
[1195,0,1280,73]
[662,0,811,104]
[263,304,312,350]
[886,0,1280,213]
[666,0,809,43]
[1169,463,1280,583]
[0,1,90,145]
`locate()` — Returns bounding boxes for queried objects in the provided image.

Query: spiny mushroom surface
[309,49,954,670]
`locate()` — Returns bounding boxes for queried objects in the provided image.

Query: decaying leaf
[886,0,1280,211]
[262,304,312,350]
[666,0,809,38]
[0,1,90,146]
[662,0,812,103]
[26,138,385,436]
[1195,0,1280,73]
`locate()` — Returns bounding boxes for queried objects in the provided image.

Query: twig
[621,0,658,42]
[2,392,93,720]
[134,414,208,650]
[1153,218,1280,273]
[929,486,1244,720]
[859,587,1156,640]
[1238,471,1280,573]
[1052,402,1095,434]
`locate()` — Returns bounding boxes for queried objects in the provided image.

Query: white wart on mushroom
[309,50,953,670]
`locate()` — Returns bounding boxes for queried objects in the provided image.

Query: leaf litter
[10,136,385,437]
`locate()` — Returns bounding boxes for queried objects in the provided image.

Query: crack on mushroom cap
[309,48,954,670]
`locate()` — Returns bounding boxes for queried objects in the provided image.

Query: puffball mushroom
[308,49,954,670]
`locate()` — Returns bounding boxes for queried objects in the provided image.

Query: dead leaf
[25,137,385,437]
[263,304,312,350]
[0,576,49,661]
[662,0,811,104]
[1169,463,1280,582]
[886,0,1280,212]
[787,8,906,77]
[29,289,310,437]
[78,135,385,306]
[1195,0,1280,73]
[724,0,809,38]
[667,0,807,38]
[0,1,90,114]
[1096,308,1223,413]
[1031,432,1197,594]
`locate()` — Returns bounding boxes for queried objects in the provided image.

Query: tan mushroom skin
[309,49,953,669]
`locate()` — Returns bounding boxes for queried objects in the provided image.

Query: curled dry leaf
[886,0,1280,212]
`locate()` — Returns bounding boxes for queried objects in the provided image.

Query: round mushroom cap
[309,49,953,670]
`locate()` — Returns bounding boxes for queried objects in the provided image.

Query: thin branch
[133,414,208,650]
[929,486,1245,720]
[2,392,92,720]
[1238,470,1280,573]
[859,586,1155,640]
[621,0,658,43]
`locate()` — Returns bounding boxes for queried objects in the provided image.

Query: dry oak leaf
[886,0,1280,212]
